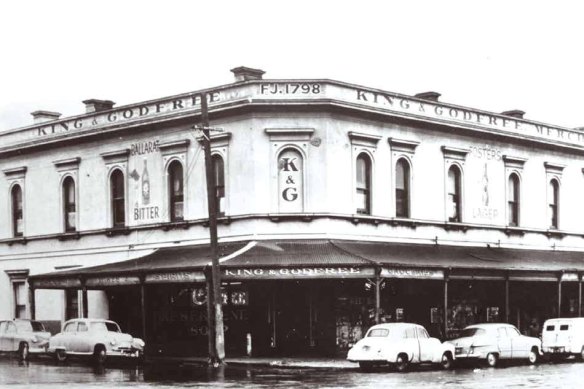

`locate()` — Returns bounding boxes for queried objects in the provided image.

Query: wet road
[1,357,583,388]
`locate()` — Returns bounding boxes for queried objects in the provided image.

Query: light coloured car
[347,323,455,372]
[0,319,51,360]
[542,317,584,359]
[448,323,541,367]
[48,318,144,364]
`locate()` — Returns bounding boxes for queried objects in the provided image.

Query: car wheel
[579,347,584,361]
[486,353,498,367]
[441,352,453,370]
[395,354,409,372]
[528,348,539,365]
[94,345,107,365]
[55,349,67,362]
[18,342,29,361]
[359,361,374,372]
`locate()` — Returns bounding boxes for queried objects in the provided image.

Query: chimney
[501,109,525,119]
[230,66,265,82]
[414,91,441,101]
[82,99,115,113]
[31,110,61,124]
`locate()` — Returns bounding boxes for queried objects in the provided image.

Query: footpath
[145,356,355,370]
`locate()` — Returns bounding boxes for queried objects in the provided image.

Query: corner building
[2,67,584,358]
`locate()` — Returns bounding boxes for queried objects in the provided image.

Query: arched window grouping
[168,160,184,222]
[110,169,126,228]
[63,176,76,232]
[395,158,410,218]
[447,165,462,222]
[356,153,372,215]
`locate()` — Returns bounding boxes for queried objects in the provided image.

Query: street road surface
[0,357,583,388]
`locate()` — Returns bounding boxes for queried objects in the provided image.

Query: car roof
[465,323,515,329]
[368,323,424,330]
[64,318,117,324]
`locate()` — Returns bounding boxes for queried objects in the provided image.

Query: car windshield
[90,322,121,333]
[367,328,389,337]
[460,328,486,337]
[14,321,45,332]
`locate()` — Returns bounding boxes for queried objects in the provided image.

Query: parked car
[48,318,145,364]
[347,323,455,372]
[542,317,584,360]
[447,323,541,367]
[0,319,51,360]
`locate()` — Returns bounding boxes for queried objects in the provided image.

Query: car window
[63,323,77,333]
[6,322,16,333]
[367,328,389,337]
[15,321,33,332]
[460,328,485,337]
[91,322,121,333]
[546,325,555,331]
[497,327,507,337]
[506,327,521,337]
[0,322,6,333]
[405,327,416,339]
[560,325,569,331]
[416,327,429,339]
[77,322,88,332]
[31,321,46,332]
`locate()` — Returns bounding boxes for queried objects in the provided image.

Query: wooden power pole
[200,92,225,366]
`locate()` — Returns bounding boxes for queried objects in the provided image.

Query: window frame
[395,158,411,218]
[356,152,372,215]
[62,175,77,232]
[167,159,185,222]
[507,173,520,227]
[11,184,24,237]
[548,178,560,229]
[447,164,462,222]
[212,154,226,216]
[109,168,126,228]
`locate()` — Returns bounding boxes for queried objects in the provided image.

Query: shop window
[13,281,26,318]
[395,158,410,218]
[62,176,76,232]
[447,165,462,222]
[11,184,23,237]
[277,148,304,213]
[110,169,126,228]
[66,289,79,320]
[507,173,520,226]
[548,178,559,229]
[168,160,184,222]
[212,154,225,216]
[356,153,372,214]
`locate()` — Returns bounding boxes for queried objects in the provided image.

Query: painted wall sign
[278,148,304,212]
[86,276,141,287]
[128,139,162,225]
[469,144,503,222]
[223,266,374,279]
[31,278,81,289]
[381,267,444,279]
[561,273,579,282]
[145,271,205,283]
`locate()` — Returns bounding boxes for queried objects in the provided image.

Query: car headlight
[469,346,475,354]
[31,336,38,343]
[110,340,117,346]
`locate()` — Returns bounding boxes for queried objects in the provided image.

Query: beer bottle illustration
[142,159,150,205]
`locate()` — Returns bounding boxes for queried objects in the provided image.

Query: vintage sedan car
[0,319,51,360]
[347,323,455,372]
[48,319,145,364]
[447,323,542,367]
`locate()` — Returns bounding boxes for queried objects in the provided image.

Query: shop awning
[29,239,584,288]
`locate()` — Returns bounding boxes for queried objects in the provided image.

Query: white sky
[1,0,583,131]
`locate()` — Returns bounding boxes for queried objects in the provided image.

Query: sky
[1,0,583,132]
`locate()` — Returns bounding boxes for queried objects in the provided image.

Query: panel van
[542,318,584,359]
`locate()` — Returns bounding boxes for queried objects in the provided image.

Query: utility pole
[200,92,225,366]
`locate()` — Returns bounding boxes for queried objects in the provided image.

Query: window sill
[546,229,566,239]
[58,232,81,241]
[162,221,189,231]
[105,227,131,237]
[6,237,27,246]
[444,222,468,232]
[390,218,417,228]
[504,226,526,236]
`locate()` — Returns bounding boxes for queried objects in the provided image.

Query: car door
[75,322,91,353]
[60,322,78,351]
[416,327,435,362]
[404,326,420,363]
[507,325,528,358]
[496,327,512,359]
[0,322,7,351]
[5,322,18,352]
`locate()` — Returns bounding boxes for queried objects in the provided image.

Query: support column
[443,277,449,339]
[375,270,381,324]
[82,286,88,319]
[140,279,147,341]
[557,278,562,318]
[578,275,582,317]
[505,277,510,323]
[28,286,36,320]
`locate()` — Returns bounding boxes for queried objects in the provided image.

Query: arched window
[356,153,372,214]
[447,165,462,222]
[212,155,225,216]
[507,174,520,226]
[548,178,559,229]
[395,158,410,218]
[110,169,125,227]
[278,148,303,212]
[11,184,23,237]
[168,160,184,222]
[63,176,76,232]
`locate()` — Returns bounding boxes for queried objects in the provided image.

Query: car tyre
[395,354,409,372]
[94,345,107,365]
[486,353,498,368]
[580,347,584,361]
[18,342,29,361]
[441,352,453,370]
[55,349,67,363]
[358,361,374,372]
[528,348,539,365]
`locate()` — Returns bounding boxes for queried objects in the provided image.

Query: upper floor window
[110,169,126,227]
[507,174,520,226]
[356,153,372,214]
[212,155,225,216]
[548,178,559,229]
[168,160,184,222]
[395,158,411,218]
[11,184,23,237]
[63,176,76,232]
[447,165,462,222]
